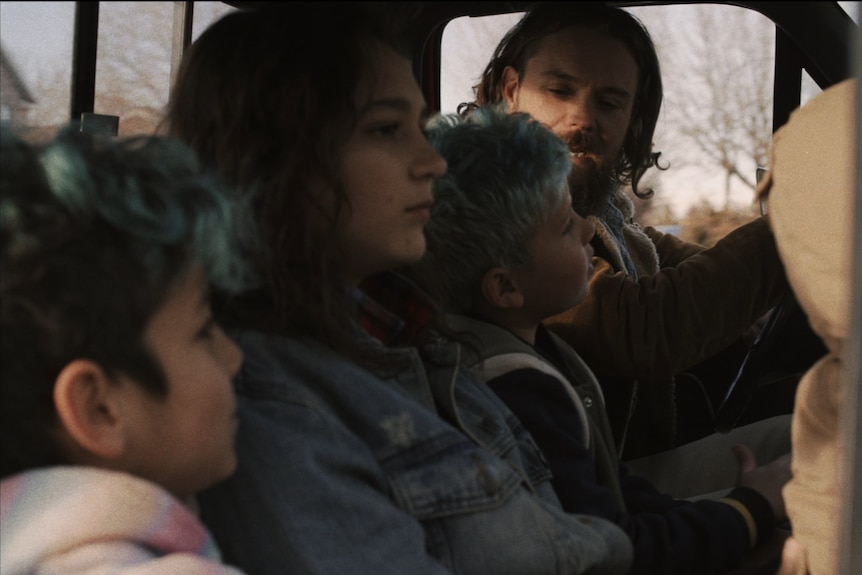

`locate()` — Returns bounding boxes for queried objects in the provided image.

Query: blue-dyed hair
[421,105,571,313]
[0,125,257,478]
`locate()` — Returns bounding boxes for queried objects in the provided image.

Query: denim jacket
[197,327,633,575]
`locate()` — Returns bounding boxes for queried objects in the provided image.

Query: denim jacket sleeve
[199,393,455,575]
[490,369,761,575]
[196,330,633,575]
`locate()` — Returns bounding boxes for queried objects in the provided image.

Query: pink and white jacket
[0,466,244,574]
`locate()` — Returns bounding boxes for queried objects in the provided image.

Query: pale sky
[1,1,74,88]
[2,1,859,217]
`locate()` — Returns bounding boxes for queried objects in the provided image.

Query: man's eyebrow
[540,69,633,98]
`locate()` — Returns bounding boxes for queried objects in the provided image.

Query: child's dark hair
[0,125,256,478]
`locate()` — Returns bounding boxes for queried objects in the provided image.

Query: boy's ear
[501,66,520,110]
[53,359,126,460]
[482,267,525,310]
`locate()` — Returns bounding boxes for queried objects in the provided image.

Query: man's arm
[546,217,788,380]
[643,225,707,267]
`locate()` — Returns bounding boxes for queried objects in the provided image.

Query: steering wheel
[713,290,827,433]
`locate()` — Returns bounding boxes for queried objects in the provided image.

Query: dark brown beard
[567,160,615,217]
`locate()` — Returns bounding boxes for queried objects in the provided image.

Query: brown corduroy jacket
[545,188,788,457]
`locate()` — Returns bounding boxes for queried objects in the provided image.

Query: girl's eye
[370,123,400,136]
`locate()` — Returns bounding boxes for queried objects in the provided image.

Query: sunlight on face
[514,191,596,321]
[336,41,447,285]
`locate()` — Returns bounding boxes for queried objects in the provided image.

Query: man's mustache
[560,132,598,156]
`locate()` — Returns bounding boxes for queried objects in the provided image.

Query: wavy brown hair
[166,2,419,366]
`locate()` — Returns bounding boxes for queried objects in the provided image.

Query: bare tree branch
[647,5,774,206]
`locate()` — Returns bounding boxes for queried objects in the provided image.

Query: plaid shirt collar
[353,271,439,346]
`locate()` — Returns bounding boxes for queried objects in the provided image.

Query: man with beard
[464,1,792,497]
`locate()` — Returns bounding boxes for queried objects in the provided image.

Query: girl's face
[336,42,448,285]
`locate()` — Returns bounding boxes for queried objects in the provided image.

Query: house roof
[0,45,36,104]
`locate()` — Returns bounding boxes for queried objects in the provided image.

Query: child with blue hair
[417,105,791,575]
[0,126,256,573]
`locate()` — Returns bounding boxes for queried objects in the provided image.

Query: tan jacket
[761,77,857,575]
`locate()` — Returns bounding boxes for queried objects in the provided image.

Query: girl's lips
[407,200,434,214]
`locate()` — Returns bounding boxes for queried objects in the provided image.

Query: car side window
[0,1,235,140]
[95,1,236,136]
[441,4,783,245]
[0,1,75,142]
